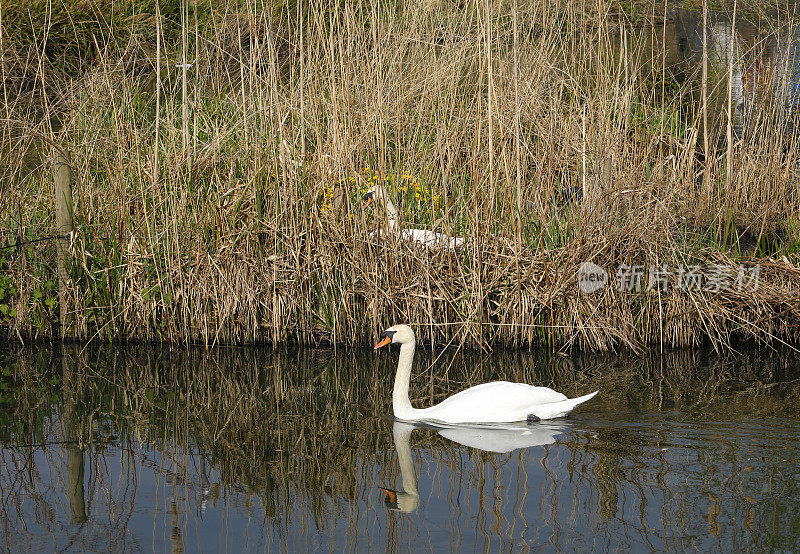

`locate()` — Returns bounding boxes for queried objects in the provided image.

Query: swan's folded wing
[401,228,464,249]
[419,382,568,423]
[527,390,599,420]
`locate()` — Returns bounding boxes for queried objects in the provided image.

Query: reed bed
[1,0,800,350]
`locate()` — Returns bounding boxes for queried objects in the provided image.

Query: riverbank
[2,1,799,350]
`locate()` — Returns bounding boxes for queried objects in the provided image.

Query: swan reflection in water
[380,420,566,513]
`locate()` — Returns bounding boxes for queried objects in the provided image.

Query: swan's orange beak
[361,196,373,210]
[374,336,391,349]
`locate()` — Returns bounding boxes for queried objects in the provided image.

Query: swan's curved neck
[381,195,399,232]
[393,341,417,420]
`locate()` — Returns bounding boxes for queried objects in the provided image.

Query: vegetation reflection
[0,344,798,551]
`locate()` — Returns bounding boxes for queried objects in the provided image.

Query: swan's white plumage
[399,228,464,249]
[413,383,597,423]
[377,324,598,423]
[368,228,464,249]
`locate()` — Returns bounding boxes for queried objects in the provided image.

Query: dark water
[0,344,799,552]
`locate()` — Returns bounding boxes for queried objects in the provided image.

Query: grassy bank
[2,0,800,351]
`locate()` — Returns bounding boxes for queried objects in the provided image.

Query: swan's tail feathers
[528,390,599,421]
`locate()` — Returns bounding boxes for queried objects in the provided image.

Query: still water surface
[0,344,798,552]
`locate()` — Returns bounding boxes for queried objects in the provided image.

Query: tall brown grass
[1,0,799,350]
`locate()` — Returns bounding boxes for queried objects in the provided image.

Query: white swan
[362,184,464,249]
[374,325,598,423]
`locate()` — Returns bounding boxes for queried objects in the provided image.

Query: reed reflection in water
[0,344,798,552]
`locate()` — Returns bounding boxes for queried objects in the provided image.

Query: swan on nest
[362,184,464,250]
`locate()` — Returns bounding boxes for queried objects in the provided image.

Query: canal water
[0,343,798,552]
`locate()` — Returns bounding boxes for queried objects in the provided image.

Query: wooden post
[54,146,74,338]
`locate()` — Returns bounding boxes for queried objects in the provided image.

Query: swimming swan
[374,324,598,423]
[362,184,464,249]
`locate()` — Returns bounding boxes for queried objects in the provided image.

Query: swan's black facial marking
[374,329,396,350]
[362,191,375,208]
